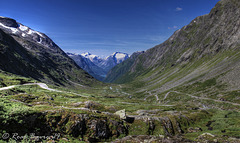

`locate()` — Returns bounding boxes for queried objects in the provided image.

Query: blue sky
[0,0,219,57]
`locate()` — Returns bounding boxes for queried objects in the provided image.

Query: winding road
[0,85,16,91]
[163,91,240,106]
[144,91,159,101]
[0,83,61,92]
[1,83,239,106]
[0,83,88,97]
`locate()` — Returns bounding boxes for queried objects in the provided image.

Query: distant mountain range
[0,16,129,83]
[67,52,129,81]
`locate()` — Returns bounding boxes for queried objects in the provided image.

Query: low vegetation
[0,71,239,142]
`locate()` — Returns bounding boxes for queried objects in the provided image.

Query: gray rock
[115,109,127,120]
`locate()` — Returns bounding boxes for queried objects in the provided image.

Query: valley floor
[0,71,239,143]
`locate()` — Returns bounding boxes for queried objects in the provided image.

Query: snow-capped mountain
[0,16,95,85]
[80,52,104,68]
[1,17,41,44]
[109,52,130,64]
[0,16,129,82]
[67,52,106,81]
[81,52,129,71]
[100,52,130,71]
[67,52,129,81]
[0,17,60,53]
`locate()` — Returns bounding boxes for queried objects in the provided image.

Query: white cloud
[173,26,178,29]
[168,26,178,30]
[146,35,168,42]
[176,7,183,11]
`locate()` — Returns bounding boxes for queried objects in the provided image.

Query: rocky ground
[0,72,239,142]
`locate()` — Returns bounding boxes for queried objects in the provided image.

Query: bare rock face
[0,106,214,142]
[0,17,18,28]
[84,101,101,109]
[47,112,128,142]
[0,111,128,142]
[66,114,87,138]
[161,117,175,136]
[87,119,111,141]
[112,135,194,143]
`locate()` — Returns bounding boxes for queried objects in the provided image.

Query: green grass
[0,70,240,142]
[0,70,36,87]
[184,109,240,141]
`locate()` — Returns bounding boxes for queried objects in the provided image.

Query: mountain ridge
[67,52,129,81]
[105,0,240,96]
[1,0,240,142]
[0,17,96,86]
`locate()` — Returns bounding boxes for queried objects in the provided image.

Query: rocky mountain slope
[104,51,144,82]
[1,0,240,142]
[105,0,240,99]
[67,52,106,81]
[67,52,129,81]
[0,17,96,86]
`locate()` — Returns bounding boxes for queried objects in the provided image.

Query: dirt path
[163,91,240,106]
[67,79,85,87]
[0,83,59,92]
[23,83,62,92]
[144,94,151,101]
[154,94,159,101]
[0,85,16,91]
[163,91,171,100]
[144,92,159,101]
[0,83,88,97]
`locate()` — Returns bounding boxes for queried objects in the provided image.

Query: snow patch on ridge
[81,52,100,62]
[0,20,43,38]
[111,52,129,64]
[27,29,43,37]
[19,24,28,31]
[115,53,127,59]
[0,22,19,33]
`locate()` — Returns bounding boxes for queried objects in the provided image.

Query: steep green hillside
[105,0,240,98]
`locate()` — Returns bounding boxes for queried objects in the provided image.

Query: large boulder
[115,109,127,120]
